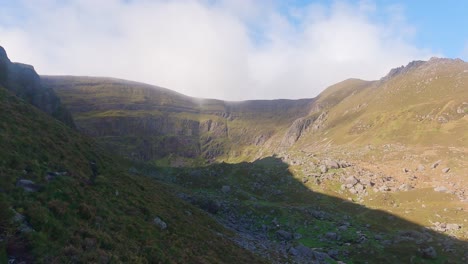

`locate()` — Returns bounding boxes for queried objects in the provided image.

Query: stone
[434,186,448,192]
[442,167,450,173]
[417,164,425,172]
[324,160,340,169]
[45,171,68,182]
[403,168,409,173]
[293,233,303,240]
[338,225,348,232]
[398,183,412,192]
[446,223,461,231]
[153,217,167,230]
[289,245,330,262]
[431,160,442,169]
[276,230,293,241]
[421,246,437,259]
[325,232,339,241]
[354,183,365,193]
[221,185,231,193]
[16,179,42,192]
[345,176,358,186]
[319,165,328,174]
[379,185,390,192]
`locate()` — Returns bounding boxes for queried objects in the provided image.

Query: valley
[1,44,467,263]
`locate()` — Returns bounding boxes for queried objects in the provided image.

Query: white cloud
[0,0,434,100]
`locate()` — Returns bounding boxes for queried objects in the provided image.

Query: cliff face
[0,46,75,127]
[43,76,314,163]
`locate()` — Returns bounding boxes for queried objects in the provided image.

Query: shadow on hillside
[136,156,467,263]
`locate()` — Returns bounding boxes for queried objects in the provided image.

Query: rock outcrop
[0,46,74,127]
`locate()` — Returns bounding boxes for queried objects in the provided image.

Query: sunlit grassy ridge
[298,58,468,147]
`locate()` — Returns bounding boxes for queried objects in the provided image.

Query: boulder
[431,160,442,169]
[319,165,328,174]
[325,232,339,241]
[442,167,450,173]
[446,223,461,231]
[276,230,293,241]
[421,246,437,259]
[398,183,412,192]
[16,179,42,192]
[345,176,358,186]
[221,185,231,193]
[417,164,425,172]
[354,183,365,193]
[379,185,390,192]
[434,186,448,193]
[289,245,330,262]
[153,217,167,230]
[324,160,340,169]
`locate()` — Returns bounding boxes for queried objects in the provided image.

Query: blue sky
[403,0,468,59]
[0,0,466,100]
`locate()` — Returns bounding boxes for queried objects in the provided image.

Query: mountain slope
[0,80,264,262]
[0,47,74,127]
[43,76,314,164]
[295,58,468,147]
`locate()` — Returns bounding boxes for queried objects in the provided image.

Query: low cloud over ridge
[0,0,434,100]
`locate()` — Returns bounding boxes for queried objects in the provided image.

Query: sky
[0,0,467,100]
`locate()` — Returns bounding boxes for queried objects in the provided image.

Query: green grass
[0,86,265,263]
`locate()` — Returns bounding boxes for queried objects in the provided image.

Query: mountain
[294,57,468,147]
[44,58,468,163]
[0,47,264,263]
[43,76,314,164]
[2,45,467,263]
[43,57,468,263]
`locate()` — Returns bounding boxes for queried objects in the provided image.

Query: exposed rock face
[0,46,74,127]
[381,60,426,81]
[45,75,315,161]
[281,111,327,147]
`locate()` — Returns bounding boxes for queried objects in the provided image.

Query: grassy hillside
[0,85,265,263]
[297,58,468,147]
[43,76,314,164]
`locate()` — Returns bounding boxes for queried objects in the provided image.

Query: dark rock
[153,217,167,230]
[16,179,42,192]
[45,171,68,182]
[13,212,34,233]
[421,246,437,259]
[221,185,231,193]
[338,225,348,232]
[276,230,293,241]
[289,245,331,262]
[325,232,339,241]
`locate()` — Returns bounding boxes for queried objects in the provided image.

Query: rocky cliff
[43,76,314,163]
[0,46,74,127]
